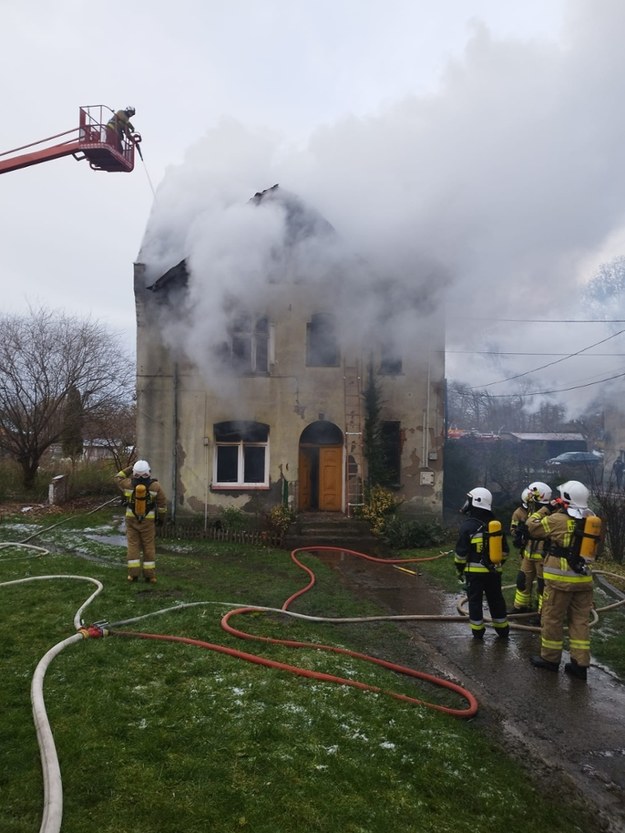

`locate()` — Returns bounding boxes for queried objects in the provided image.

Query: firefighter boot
[530,655,559,672]
[564,659,588,681]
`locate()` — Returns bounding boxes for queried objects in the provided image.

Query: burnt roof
[250,183,335,244]
[147,259,189,292]
[148,184,334,292]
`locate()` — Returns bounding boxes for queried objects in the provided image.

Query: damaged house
[134,184,445,522]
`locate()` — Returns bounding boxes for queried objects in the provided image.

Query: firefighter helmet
[527,481,552,504]
[467,487,493,511]
[132,459,151,477]
[521,487,530,508]
[125,106,136,117]
[558,480,589,519]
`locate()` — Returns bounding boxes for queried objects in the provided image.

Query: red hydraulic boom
[0,106,142,175]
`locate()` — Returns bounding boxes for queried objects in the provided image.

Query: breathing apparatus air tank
[486,519,503,564]
[133,483,148,521]
[579,515,601,561]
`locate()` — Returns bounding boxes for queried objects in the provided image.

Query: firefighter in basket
[454,487,510,640]
[106,106,136,150]
[115,459,167,583]
[526,480,601,680]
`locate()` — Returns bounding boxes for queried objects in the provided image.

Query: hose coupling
[78,623,109,639]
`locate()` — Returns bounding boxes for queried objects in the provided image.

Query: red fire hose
[113,546,478,719]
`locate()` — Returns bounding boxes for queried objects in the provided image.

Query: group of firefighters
[113,454,598,681]
[454,478,599,681]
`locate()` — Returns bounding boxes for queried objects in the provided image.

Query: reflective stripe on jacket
[454,512,508,574]
[115,474,167,522]
[526,508,593,589]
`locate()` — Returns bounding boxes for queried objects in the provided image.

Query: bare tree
[0,307,134,488]
[85,400,137,471]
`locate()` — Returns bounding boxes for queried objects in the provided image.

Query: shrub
[358,485,402,536]
[0,459,52,503]
[381,516,449,549]
[591,489,625,564]
[218,506,252,531]
[262,505,296,537]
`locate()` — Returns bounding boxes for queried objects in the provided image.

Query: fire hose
[2,536,625,833]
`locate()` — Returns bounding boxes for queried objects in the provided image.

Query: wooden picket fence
[156,521,284,548]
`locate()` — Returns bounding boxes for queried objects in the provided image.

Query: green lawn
[0,509,613,833]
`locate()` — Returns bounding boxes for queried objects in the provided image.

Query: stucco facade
[135,189,445,521]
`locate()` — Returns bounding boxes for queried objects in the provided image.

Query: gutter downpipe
[425,351,431,464]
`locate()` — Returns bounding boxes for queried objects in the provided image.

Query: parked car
[545,451,603,467]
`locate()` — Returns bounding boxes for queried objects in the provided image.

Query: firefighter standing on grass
[115,460,167,583]
[454,487,510,640]
[509,481,552,620]
[526,480,599,680]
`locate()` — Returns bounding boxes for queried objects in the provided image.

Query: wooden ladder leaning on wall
[343,360,365,517]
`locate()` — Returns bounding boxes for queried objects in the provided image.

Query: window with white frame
[213,421,269,488]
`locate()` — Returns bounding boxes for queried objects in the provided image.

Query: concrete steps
[284,512,386,555]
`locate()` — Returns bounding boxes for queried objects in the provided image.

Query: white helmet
[467,487,493,511]
[558,480,589,518]
[132,459,151,477]
[521,487,530,508]
[125,106,136,117]
[527,481,552,504]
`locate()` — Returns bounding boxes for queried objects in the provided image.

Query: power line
[448,318,625,323]
[482,369,625,399]
[469,328,625,390]
[446,350,625,356]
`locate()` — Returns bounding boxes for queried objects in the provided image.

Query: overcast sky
[3,0,625,417]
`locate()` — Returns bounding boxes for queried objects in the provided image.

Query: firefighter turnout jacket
[525,507,595,589]
[115,467,167,581]
[116,470,167,523]
[526,505,596,669]
[454,506,510,638]
[107,110,135,139]
[454,510,509,575]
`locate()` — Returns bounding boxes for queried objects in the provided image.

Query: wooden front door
[319,446,342,511]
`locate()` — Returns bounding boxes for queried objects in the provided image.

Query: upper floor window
[223,314,271,374]
[379,343,403,375]
[213,421,269,489]
[306,313,340,367]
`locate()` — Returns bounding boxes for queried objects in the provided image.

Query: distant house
[47,439,130,464]
[134,185,445,521]
[499,432,587,459]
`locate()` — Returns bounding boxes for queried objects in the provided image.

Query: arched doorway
[298,420,343,511]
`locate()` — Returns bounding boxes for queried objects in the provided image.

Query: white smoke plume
[139,0,625,414]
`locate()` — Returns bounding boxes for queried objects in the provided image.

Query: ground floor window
[213,421,269,488]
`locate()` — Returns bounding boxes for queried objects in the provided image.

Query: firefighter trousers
[126,516,156,579]
[540,583,593,667]
[514,556,544,611]
[467,571,509,637]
